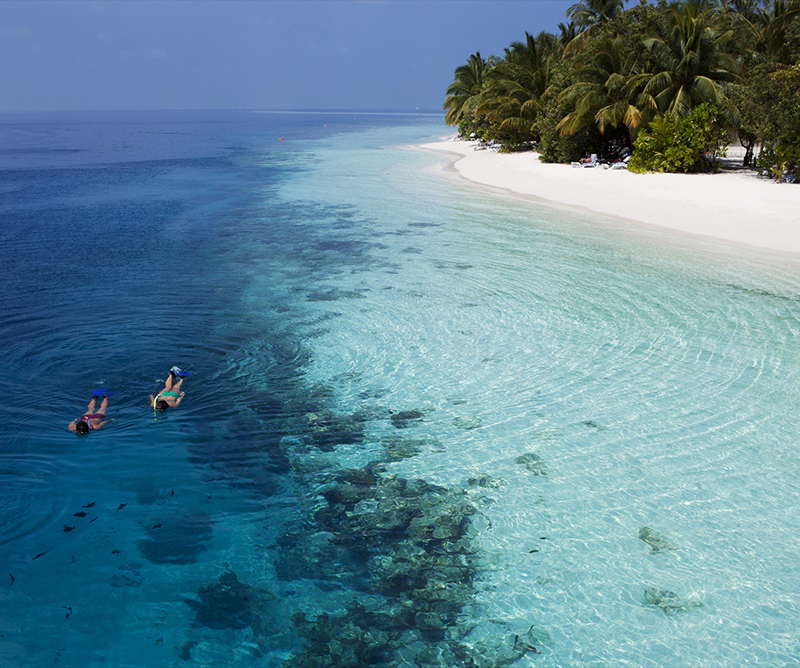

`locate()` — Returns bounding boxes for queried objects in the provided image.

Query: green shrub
[627,104,728,173]
[757,144,800,182]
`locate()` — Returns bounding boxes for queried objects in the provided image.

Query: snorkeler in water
[150,366,192,412]
[68,390,114,434]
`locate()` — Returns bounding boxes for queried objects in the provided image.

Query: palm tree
[443,52,489,128]
[557,36,647,145]
[641,2,741,116]
[558,21,579,47]
[737,0,800,64]
[562,0,627,56]
[476,33,558,145]
[568,0,627,30]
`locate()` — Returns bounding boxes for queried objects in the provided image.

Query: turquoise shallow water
[283,133,800,667]
[2,111,800,667]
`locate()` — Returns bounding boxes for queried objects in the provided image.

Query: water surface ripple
[2,112,800,667]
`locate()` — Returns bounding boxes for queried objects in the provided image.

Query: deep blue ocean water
[2,110,800,667]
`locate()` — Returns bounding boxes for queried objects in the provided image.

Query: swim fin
[179,370,192,378]
[92,389,116,398]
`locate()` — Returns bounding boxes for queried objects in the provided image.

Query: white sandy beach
[422,137,800,255]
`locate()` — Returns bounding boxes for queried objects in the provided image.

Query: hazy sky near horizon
[1,0,577,113]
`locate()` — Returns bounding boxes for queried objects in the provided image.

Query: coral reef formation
[642,587,703,614]
[638,526,677,554]
[278,459,535,667]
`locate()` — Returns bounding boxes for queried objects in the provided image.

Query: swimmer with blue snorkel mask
[68,390,115,434]
[150,366,192,413]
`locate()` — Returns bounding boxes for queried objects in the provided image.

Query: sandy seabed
[421,137,800,255]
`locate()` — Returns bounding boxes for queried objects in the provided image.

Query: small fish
[63,525,75,533]
[32,551,48,561]
[8,574,15,586]
[170,489,175,496]
[111,550,120,555]
[73,511,88,518]
[117,504,126,511]
[528,549,539,553]
[82,502,96,508]
[63,606,72,619]
[89,517,98,524]
[151,523,162,529]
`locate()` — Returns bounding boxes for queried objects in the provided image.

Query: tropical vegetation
[443,0,800,179]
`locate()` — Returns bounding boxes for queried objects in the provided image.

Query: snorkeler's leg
[163,375,174,392]
[97,395,109,415]
[86,397,97,413]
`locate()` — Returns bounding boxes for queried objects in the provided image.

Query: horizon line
[0,107,446,117]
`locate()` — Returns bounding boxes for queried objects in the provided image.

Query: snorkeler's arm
[149,394,156,407]
[173,391,186,407]
[96,419,113,429]
[68,419,77,432]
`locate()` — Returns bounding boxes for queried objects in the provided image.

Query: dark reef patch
[382,435,427,461]
[642,587,703,614]
[137,512,213,565]
[389,410,425,429]
[638,526,677,554]
[306,289,368,302]
[278,460,501,667]
[185,568,271,630]
[516,452,548,476]
[304,410,367,450]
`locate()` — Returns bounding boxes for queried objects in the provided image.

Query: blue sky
[1,0,577,113]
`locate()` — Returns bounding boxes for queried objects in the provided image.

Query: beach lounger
[571,153,598,168]
[474,139,502,152]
